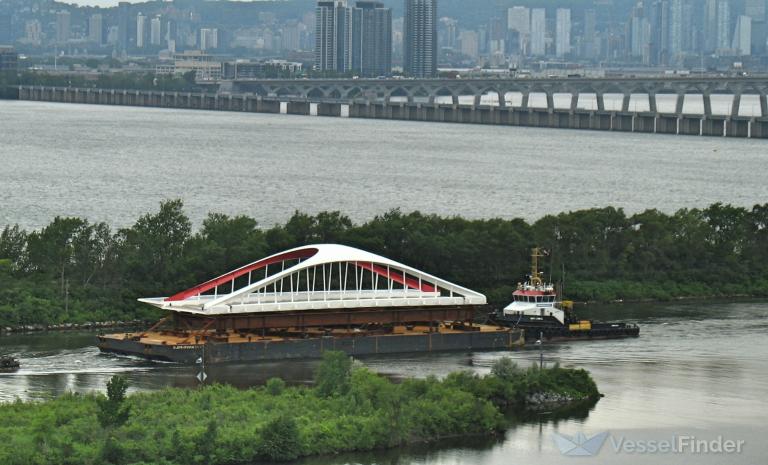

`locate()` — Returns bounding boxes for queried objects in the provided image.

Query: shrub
[259,416,301,461]
[98,376,130,428]
[314,351,352,397]
[491,357,522,382]
[265,378,286,396]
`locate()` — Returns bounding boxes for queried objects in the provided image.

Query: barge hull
[98,328,524,364]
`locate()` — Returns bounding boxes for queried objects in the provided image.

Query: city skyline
[2,0,768,76]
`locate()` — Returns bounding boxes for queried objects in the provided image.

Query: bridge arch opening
[307,88,325,99]
[346,87,363,99]
[388,87,409,103]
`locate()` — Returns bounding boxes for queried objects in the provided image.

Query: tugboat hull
[492,316,640,342]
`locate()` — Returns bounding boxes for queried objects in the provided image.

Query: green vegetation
[1,200,768,327]
[0,352,599,465]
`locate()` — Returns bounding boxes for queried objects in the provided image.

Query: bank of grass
[0,352,598,465]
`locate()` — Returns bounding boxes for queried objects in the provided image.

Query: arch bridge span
[223,77,768,118]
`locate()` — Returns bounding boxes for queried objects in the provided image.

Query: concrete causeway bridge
[16,76,768,138]
[222,77,768,117]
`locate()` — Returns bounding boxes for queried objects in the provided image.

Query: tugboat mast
[530,247,544,287]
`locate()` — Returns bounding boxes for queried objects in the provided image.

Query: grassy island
[0,352,599,465]
[2,200,767,328]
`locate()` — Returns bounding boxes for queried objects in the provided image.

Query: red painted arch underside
[354,262,436,292]
[166,248,318,302]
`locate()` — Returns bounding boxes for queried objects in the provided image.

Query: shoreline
[0,320,151,336]
[2,296,766,337]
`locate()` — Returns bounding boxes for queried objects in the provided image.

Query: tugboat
[0,355,20,372]
[492,248,639,342]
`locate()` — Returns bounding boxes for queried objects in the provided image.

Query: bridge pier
[655,115,678,134]
[726,117,751,138]
[612,113,634,132]
[634,113,655,133]
[701,117,726,137]
[752,118,768,138]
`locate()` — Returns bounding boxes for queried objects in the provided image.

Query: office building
[530,8,546,55]
[556,8,571,57]
[315,1,352,73]
[746,0,766,20]
[404,0,437,77]
[56,10,71,44]
[507,6,530,54]
[716,0,731,50]
[459,30,479,58]
[0,14,11,45]
[733,15,752,55]
[583,9,597,59]
[117,2,130,51]
[351,1,392,77]
[24,20,43,46]
[137,13,147,48]
[200,28,219,51]
[150,16,162,46]
[0,46,18,70]
[89,14,103,45]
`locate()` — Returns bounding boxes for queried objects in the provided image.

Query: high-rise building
[150,16,162,46]
[746,0,766,20]
[583,9,597,59]
[669,0,684,57]
[733,15,752,55]
[404,0,437,78]
[507,7,530,54]
[315,1,352,73]
[351,1,392,77]
[488,17,506,56]
[556,8,571,57]
[704,0,719,52]
[716,0,731,50]
[24,20,43,46]
[0,46,18,70]
[438,17,458,50]
[530,8,546,56]
[459,30,479,58]
[282,20,302,51]
[117,2,130,51]
[136,13,147,48]
[89,14,103,45]
[0,15,11,45]
[200,28,219,51]
[56,10,71,44]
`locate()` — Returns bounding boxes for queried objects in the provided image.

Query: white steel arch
[139,244,486,315]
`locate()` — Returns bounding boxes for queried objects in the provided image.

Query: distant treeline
[1,200,767,327]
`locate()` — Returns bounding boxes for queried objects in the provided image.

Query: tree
[98,375,131,428]
[26,217,87,292]
[491,357,521,382]
[259,416,301,461]
[314,350,353,397]
[118,200,191,291]
[0,225,27,271]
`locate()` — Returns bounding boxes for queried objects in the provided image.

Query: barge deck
[98,324,524,363]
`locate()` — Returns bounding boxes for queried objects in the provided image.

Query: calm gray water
[1,100,767,231]
[1,301,766,464]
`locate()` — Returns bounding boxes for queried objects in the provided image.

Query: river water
[1,100,768,231]
[1,100,768,464]
[1,300,766,464]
